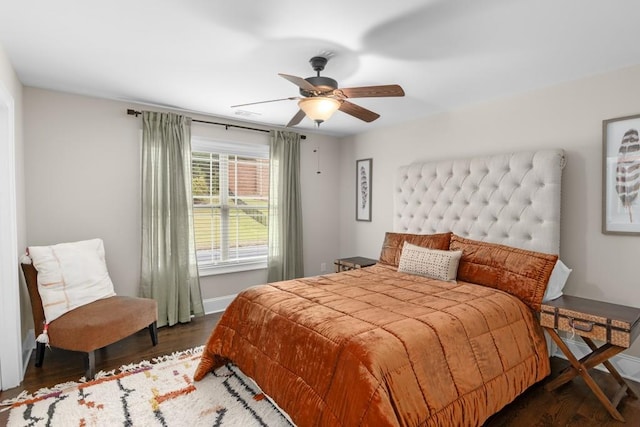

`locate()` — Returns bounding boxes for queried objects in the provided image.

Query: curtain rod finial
[127,109,142,117]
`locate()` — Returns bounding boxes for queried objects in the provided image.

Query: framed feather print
[603,113,640,234]
[356,158,372,221]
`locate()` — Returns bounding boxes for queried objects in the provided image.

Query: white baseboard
[203,294,236,314]
[553,337,640,384]
[22,329,35,376]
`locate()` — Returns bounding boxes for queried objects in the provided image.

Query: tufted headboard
[394,149,565,254]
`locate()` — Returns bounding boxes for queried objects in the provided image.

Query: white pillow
[28,238,116,323]
[397,242,462,282]
[543,259,572,302]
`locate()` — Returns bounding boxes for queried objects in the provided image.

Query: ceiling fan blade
[231,97,298,108]
[339,101,380,123]
[336,84,405,98]
[278,73,318,92]
[286,109,306,127]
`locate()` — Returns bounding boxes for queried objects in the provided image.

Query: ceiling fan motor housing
[300,56,338,96]
[301,76,338,96]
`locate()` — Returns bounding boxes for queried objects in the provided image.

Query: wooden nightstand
[540,295,640,422]
[334,256,377,273]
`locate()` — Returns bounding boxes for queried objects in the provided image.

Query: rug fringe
[0,380,81,411]
[0,391,29,412]
[0,346,205,408]
[152,345,203,364]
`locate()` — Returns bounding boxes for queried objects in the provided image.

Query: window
[191,138,269,271]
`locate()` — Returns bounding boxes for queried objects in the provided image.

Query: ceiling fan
[232,56,405,127]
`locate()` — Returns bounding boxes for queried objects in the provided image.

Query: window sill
[198,261,268,277]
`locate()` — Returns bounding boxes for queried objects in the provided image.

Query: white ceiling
[1,0,640,137]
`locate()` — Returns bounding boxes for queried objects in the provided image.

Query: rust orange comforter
[194,264,550,426]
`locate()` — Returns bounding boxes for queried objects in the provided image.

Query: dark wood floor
[2,312,639,426]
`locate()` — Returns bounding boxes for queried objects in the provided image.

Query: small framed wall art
[602,113,640,234]
[356,158,372,222]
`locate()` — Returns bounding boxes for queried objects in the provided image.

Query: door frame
[0,80,23,390]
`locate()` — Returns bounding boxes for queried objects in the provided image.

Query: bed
[194,149,566,426]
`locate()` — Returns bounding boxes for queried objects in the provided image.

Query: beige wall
[21,61,640,360]
[339,63,640,358]
[23,88,342,301]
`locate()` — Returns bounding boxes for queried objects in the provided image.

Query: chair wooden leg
[84,351,95,380]
[149,321,158,346]
[34,342,45,367]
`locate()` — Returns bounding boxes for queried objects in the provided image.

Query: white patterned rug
[1,347,294,426]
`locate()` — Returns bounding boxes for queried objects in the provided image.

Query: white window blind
[191,137,269,270]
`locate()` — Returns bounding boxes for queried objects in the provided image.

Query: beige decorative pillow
[397,242,462,282]
[28,238,117,323]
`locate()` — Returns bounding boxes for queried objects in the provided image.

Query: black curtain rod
[126,109,306,139]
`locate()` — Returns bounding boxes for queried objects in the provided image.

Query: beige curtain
[140,111,203,327]
[267,130,304,282]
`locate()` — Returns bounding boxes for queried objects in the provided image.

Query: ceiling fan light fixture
[298,97,341,125]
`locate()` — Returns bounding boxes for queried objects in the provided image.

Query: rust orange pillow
[450,234,558,311]
[379,232,451,267]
